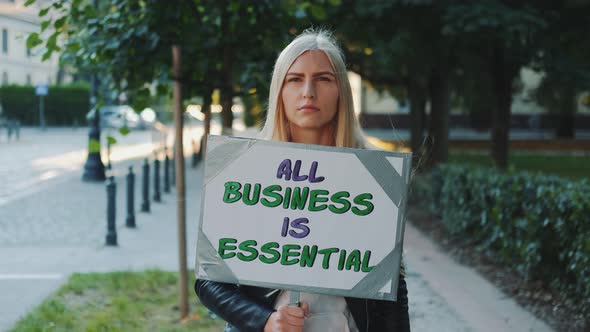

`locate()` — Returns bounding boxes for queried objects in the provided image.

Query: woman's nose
[303,80,316,98]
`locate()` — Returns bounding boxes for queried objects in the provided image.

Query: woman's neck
[289,124,335,146]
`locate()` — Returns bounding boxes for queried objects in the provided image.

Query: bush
[427,165,590,305]
[0,83,90,126]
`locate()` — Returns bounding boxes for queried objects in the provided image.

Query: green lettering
[300,245,318,267]
[261,185,283,208]
[290,187,309,210]
[345,249,362,272]
[361,250,374,272]
[352,193,374,216]
[237,240,258,262]
[223,181,242,203]
[243,183,261,206]
[218,238,237,259]
[259,242,280,264]
[283,187,292,209]
[329,191,351,214]
[337,249,347,271]
[280,244,301,266]
[318,247,339,269]
[309,189,329,212]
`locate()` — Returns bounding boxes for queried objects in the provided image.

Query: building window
[2,72,7,85]
[26,74,32,85]
[2,29,7,54]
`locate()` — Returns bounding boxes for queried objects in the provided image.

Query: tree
[444,1,548,169]
[531,1,590,138]
[334,1,455,170]
[25,0,322,320]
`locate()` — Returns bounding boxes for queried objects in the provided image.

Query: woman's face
[281,50,339,134]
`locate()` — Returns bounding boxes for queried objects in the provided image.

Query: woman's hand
[263,303,310,332]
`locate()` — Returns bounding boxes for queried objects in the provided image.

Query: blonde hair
[258,29,366,148]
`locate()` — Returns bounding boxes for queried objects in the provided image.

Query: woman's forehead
[287,50,335,73]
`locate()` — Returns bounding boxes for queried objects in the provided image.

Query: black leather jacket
[194,275,409,332]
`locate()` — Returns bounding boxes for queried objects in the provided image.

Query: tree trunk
[490,44,519,170]
[220,2,233,134]
[426,64,450,169]
[407,78,427,171]
[201,85,213,159]
[171,45,189,320]
[555,85,576,138]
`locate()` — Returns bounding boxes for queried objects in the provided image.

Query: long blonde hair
[258,29,365,148]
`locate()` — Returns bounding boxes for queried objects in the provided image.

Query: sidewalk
[0,157,205,331]
[0,128,554,332]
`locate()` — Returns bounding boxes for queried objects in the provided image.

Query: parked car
[87,105,156,130]
[100,105,140,129]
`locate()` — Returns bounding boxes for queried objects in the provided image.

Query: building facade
[0,0,59,87]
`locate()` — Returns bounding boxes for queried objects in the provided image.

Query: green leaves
[54,16,67,30]
[309,5,327,20]
[107,135,118,145]
[430,164,590,303]
[26,33,43,49]
[118,126,130,136]
[39,7,50,17]
[41,20,51,32]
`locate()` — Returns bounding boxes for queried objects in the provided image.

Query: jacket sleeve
[372,275,411,332]
[195,279,275,332]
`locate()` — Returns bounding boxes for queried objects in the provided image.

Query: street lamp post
[82,75,106,182]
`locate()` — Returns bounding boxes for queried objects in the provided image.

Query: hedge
[411,165,590,306]
[0,83,90,126]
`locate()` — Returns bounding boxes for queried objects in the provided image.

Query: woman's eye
[287,77,301,82]
[318,76,331,81]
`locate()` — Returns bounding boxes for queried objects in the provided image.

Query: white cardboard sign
[195,135,411,301]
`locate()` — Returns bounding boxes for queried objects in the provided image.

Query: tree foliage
[25,0,590,169]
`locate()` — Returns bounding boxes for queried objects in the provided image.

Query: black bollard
[126,166,136,228]
[106,176,118,246]
[140,158,150,212]
[153,155,161,202]
[198,136,205,162]
[164,148,170,193]
[191,139,198,168]
[106,140,112,170]
[171,148,176,187]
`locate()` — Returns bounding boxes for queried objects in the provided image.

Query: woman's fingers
[299,302,310,318]
[278,304,306,324]
[264,303,310,332]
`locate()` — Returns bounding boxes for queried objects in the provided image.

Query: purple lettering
[277,159,292,180]
[289,217,310,239]
[292,160,308,181]
[281,217,289,237]
[308,161,325,183]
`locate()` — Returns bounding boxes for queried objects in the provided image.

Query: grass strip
[10,270,225,332]
[449,150,590,179]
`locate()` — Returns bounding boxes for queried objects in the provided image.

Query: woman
[195,29,410,332]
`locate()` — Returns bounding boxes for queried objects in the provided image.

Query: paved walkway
[0,127,554,331]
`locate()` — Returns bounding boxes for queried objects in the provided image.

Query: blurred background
[0,0,588,331]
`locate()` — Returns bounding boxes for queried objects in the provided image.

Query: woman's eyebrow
[286,71,335,77]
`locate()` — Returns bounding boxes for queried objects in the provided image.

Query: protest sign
[195,135,411,301]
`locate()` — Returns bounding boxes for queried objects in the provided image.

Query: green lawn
[449,150,590,180]
[10,270,225,332]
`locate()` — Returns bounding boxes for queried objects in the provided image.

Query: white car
[99,105,140,129]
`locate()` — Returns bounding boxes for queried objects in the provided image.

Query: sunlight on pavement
[0,274,63,280]
[31,150,87,170]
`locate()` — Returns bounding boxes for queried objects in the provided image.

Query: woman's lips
[298,105,319,112]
